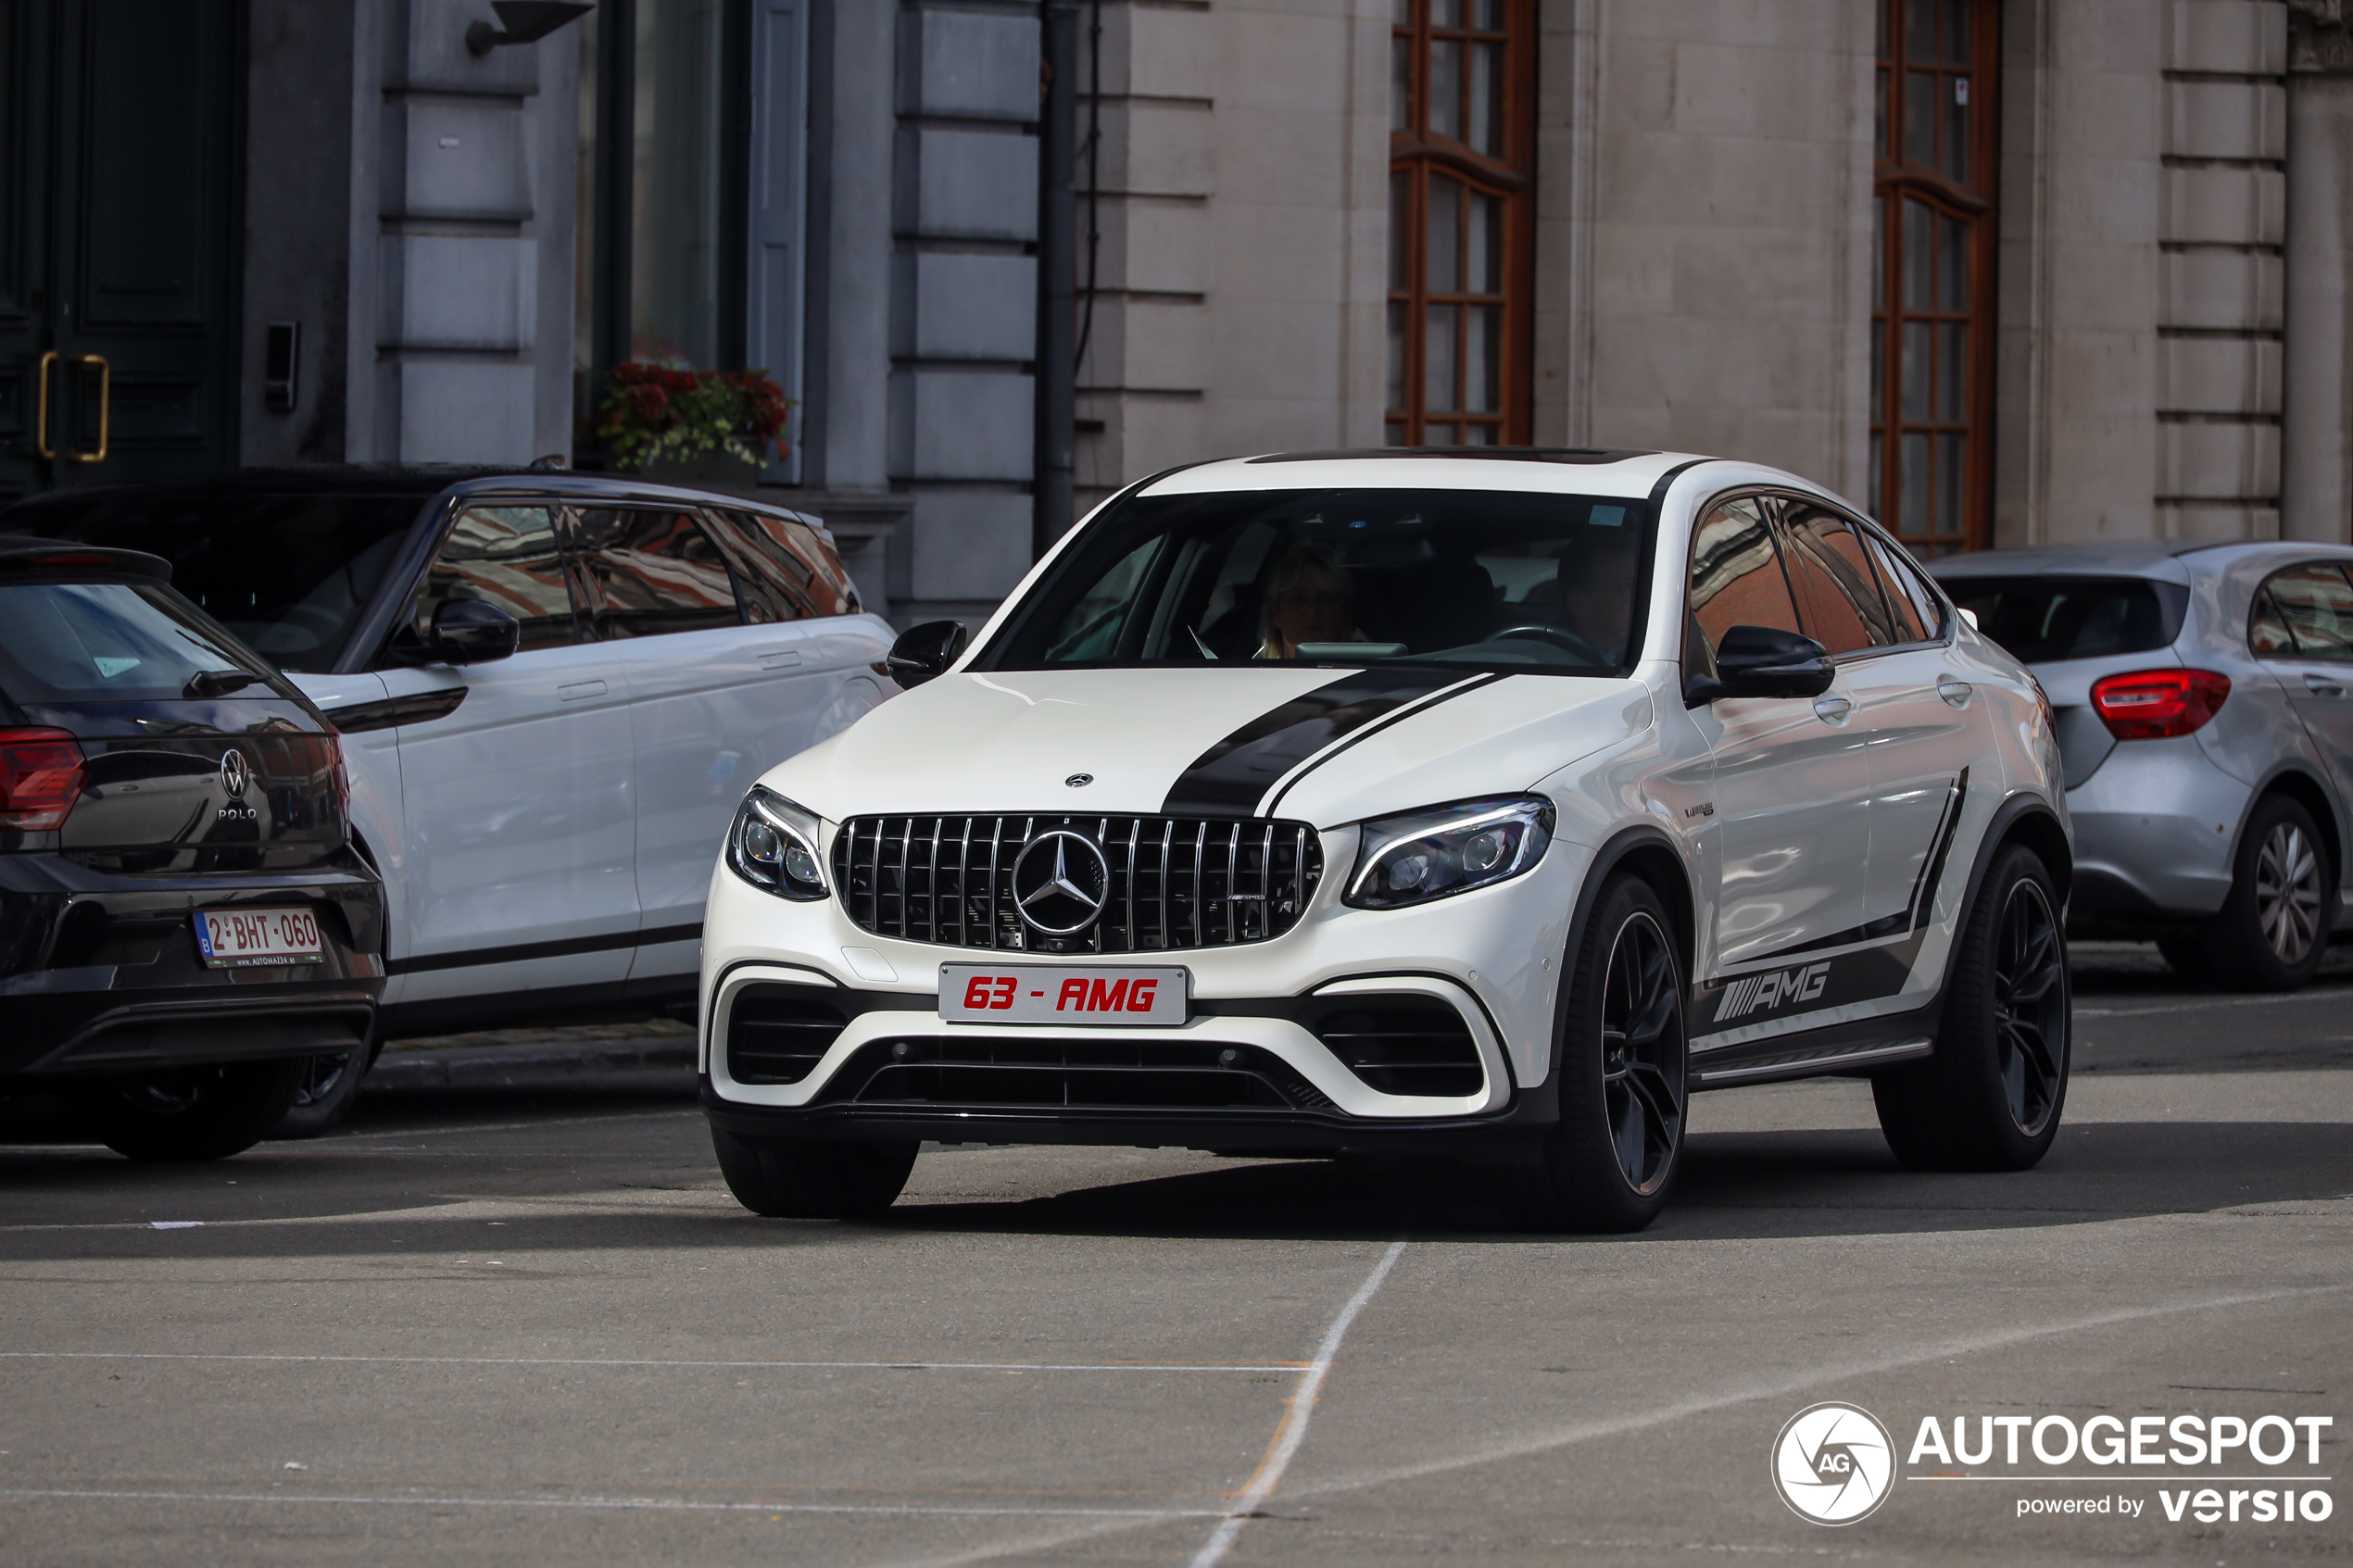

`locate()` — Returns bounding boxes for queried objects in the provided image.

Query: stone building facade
[9,1,2350,621]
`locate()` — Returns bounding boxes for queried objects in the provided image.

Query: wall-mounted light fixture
[466,1,594,56]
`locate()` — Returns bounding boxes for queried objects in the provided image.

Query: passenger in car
[1255,541,1369,659]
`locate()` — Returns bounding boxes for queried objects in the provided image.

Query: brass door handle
[70,354,108,464]
[33,350,57,459]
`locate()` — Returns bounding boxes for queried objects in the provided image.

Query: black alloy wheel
[1991,875,2066,1137]
[1504,872,1689,1233]
[2202,794,2331,991]
[269,1044,375,1139]
[1602,908,1686,1194]
[1874,842,2070,1171]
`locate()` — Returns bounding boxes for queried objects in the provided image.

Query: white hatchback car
[6,470,897,1129]
[699,450,2072,1231]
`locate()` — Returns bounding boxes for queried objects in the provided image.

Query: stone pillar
[2284,1,2353,542]
[1993,0,2164,546]
[348,0,576,465]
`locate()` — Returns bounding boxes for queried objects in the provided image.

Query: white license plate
[940,963,1189,1026]
[194,908,324,969]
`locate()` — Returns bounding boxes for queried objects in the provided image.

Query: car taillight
[324,734,350,816]
[2089,669,2231,741]
[0,729,87,831]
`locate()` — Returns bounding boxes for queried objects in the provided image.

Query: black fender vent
[725,987,850,1085]
[1315,999,1484,1098]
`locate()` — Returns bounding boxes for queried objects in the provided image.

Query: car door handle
[2305,673,2346,697]
[757,649,802,671]
[1938,679,1973,708]
[1814,696,1853,724]
[558,679,608,701]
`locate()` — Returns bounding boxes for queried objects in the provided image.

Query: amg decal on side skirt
[1714,960,1831,1022]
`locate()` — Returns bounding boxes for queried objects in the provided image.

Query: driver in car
[1254,541,1369,659]
[1550,517,1640,664]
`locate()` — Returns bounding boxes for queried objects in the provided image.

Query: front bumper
[0,854,384,1081]
[701,1077,1557,1156]
[698,822,1593,1145]
[2062,735,2247,924]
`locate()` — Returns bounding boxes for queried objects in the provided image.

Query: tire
[2203,794,2330,992]
[1501,873,1689,1233]
[69,1059,308,1162]
[1874,843,2069,1172]
[711,1127,918,1218]
[268,1037,380,1140]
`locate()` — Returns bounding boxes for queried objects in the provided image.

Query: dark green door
[0,0,242,508]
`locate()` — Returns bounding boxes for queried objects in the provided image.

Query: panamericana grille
[830,815,1323,953]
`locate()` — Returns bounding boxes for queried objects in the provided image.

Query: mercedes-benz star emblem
[1011,830,1111,935]
[219,750,250,798]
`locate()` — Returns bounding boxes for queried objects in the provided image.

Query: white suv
[698,450,2071,1231]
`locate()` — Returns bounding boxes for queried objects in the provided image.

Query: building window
[1387,0,1533,447]
[576,0,807,473]
[1873,0,1999,553]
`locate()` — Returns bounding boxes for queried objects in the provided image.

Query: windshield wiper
[184,669,262,698]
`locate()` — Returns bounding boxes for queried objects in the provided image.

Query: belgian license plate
[940,963,1189,1026]
[194,908,323,969]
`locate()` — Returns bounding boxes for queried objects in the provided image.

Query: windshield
[31,492,427,671]
[1944,575,2187,663]
[982,488,1652,675]
[0,582,278,705]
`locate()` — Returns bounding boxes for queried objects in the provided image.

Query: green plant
[594,363,793,471]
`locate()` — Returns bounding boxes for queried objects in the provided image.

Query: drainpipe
[1035,1,1079,559]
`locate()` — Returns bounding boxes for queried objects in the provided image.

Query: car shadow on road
[0,1115,2344,1259]
[864,1116,2353,1244]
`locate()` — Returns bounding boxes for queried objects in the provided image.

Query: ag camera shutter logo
[1772,1402,1896,1524]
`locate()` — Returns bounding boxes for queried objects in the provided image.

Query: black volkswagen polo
[0,537,383,1160]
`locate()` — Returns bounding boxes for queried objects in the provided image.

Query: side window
[1689,498,1803,661]
[2261,563,2353,661]
[409,505,577,654]
[573,508,745,639]
[721,510,860,620]
[1867,533,1943,642]
[1778,502,1895,655]
[2249,586,2295,656]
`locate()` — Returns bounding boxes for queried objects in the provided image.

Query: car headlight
[1344,796,1555,909]
[725,786,829,901]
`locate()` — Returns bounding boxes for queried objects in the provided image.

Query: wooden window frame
[1872,0,2000,555]
[1387,0,1536,448]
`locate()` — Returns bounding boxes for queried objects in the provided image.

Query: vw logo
[1011,830,1110,935]
[1770,1401,1894,1525]
[219,750,250,798]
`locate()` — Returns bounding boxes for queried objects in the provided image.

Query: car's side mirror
[884,620,968,687]
[1684,624,1834,705]
[427,598,521,665]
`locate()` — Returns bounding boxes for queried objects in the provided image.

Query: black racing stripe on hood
[1160,667,1483,818]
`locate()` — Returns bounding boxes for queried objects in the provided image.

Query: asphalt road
[1,950,2347,1566]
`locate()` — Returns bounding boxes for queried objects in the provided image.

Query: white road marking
[1286,1279,2353,1503]
[1187,1238,1407,1568]
[2073,988,2353,1020]
[0,1487,1218,1521]
[0,1350,1299,1374]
